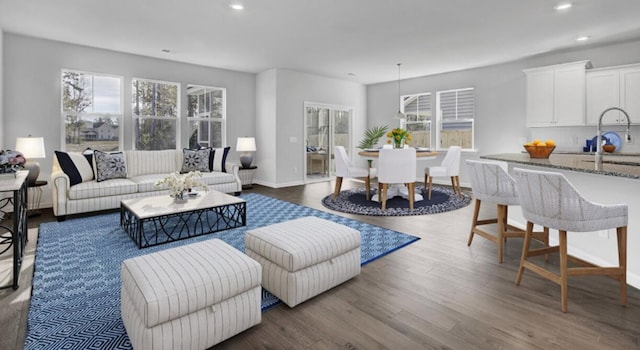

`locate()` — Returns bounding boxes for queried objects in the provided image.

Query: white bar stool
[466,160,549,263]
[513,167,628,313]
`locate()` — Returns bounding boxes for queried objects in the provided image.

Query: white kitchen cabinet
[586,64,640,125]
[524,60,590,127]
[620,65,640,123]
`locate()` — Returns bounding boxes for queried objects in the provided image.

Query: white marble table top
[0,170,28,192]
[121,190,245,219]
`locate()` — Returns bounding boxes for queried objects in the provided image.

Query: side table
[28,180,47,216]
[238,166,257,189]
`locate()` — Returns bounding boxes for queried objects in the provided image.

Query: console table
[0,171,28,290]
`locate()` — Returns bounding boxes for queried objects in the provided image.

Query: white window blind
[440,88,474,121]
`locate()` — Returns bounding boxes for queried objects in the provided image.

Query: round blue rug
[322,186,471,216]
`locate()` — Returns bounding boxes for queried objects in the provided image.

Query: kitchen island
[483,152,640,179]
[480,152,640,289]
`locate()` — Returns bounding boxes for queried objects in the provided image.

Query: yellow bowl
[524,145,555,159]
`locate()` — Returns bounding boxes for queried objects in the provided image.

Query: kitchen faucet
[595,107,632,170]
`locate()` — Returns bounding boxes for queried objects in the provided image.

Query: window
[401,93,432,148]
[186,85,226,148]
[436,88,474,149]
[61,70,122,152]
[132,78,179,150]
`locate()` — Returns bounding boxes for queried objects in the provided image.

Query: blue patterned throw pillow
[94,150,127,182]
[181,148,211,173]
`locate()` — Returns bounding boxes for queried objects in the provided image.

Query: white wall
[3,33,256,208]
[367,39,640,186]
[255,69,277,185]
[255,68,367,187]
[368,39,640,156]
[0,29,4,149]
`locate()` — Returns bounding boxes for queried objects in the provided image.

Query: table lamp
[15,136,46,185]
[236,137,256,168]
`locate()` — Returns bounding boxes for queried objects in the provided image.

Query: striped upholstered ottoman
[245,216,361,307]
[120,239,261,350]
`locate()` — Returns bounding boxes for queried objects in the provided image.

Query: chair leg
[408,183,414,210]
[516,221,534,286]
[380,183,388,210]
[455,176,462,198]
[428,176,433,200]
[365,176,371,201]
[333,177,343,198]
[467,199,481,246]
[559,230,569,313]
[617,226,628,306]
[543,226,550,262]
[497,204,507,263]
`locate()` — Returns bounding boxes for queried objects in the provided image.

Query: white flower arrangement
[155,171,209,199]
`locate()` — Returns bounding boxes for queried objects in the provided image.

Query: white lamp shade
[15,136,46,159]
[236,137,256,152]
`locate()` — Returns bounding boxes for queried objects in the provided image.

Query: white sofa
[51,149,242,220]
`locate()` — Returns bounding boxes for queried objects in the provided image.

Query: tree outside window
[132,79,179,150]
[61,70,122,152]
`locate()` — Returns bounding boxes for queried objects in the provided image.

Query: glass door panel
[304,103,353,183]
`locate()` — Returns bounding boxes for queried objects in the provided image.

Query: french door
[304,103,352,183]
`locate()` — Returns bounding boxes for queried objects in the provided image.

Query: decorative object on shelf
[236,137,256,168]
[0,149,26,179]
[15,136,46,185]
[387,128,411,148]
[155,171,208,202]
[393,63,406,120]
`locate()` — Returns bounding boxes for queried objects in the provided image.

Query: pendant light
[394,63,406,120]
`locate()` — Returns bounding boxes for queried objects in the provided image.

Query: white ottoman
[121,239,262,350]
[245,216,361,308]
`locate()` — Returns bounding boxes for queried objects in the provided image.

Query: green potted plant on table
[357,125,389,168]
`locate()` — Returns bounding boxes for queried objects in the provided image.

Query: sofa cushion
[210,146,230,173]
[199,171,237,186]
[54,151,94,186]
[130,174,173,193]
[181,148,211,173]
[125,150,181,178]
[68,178,138,200]
[95,151,127,182]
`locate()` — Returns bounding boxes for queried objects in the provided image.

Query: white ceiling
[1,0,640,84]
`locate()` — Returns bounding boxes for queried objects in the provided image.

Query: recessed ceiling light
[347,73,356,76]
[161,49,171,53]
[554,3,572,10]
[229,3,244,10]
[576,36,590,42]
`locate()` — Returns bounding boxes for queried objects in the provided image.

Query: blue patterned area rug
[322,185,471,216]
[25,193,419,350]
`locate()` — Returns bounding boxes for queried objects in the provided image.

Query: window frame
[60,69,124,152]
[186,85,227,148]
[131,77,181,150]
[400,92,433,148]
[435,87,475,150]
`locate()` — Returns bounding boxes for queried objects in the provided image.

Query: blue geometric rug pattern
[25,193,420,350]
[322,185,471,216]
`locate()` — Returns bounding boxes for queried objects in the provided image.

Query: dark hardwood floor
[1,181,638,349]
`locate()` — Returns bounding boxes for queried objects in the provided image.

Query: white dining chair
[425,146,462,200]
[334,146,377,200]
[378,148,417,210]
[513,167,628,313]
[466,159,549,263]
